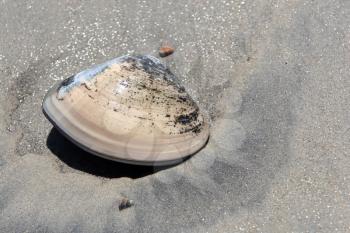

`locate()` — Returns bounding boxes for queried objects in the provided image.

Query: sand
[1,0,350,232]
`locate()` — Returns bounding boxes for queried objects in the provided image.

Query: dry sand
[1,0,350,232]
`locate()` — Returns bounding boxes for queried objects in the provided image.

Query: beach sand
[1,0,350,232]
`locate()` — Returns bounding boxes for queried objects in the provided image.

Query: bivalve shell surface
[43,55,209,165]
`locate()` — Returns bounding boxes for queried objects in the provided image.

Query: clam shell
[43,55,209,165]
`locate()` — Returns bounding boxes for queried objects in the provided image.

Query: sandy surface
[1,0,350,232]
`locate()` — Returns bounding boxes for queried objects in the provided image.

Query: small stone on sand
[119,198,134,211]
[159,45,174,57]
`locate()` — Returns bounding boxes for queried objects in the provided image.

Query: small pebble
[119,198,134,211]
[159,45,175,57]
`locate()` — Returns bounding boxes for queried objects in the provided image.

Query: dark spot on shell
[176,115,191,124]
[178,96,188,102]
[58,75,75,90]
[180,122,202,134]
[178,86,186,93]
[175,110,199,125]
[137,83,162,94]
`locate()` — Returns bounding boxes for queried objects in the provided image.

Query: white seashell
[43,55,209,165]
